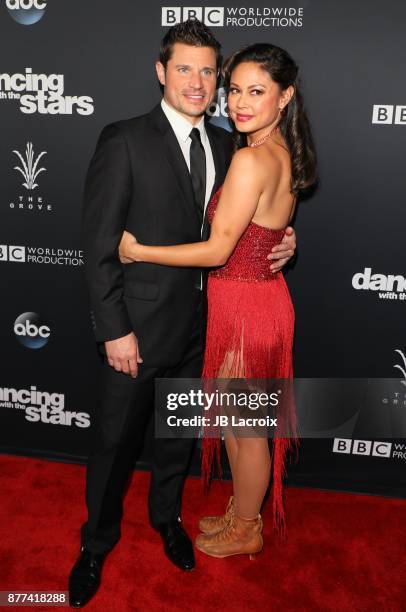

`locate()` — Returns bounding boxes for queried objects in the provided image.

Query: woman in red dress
[119,43,317,559]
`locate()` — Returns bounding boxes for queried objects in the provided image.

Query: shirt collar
[161,98,207,144]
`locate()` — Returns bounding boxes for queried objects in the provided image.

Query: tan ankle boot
[195,514,263,559]
[198,496,234,535]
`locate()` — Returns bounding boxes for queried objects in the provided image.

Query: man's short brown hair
[159,19,222,69]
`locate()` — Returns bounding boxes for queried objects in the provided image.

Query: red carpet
[0,455,404,611]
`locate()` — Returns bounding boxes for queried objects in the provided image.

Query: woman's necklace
[249,125,278,148]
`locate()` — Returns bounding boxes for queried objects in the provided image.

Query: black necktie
[189,127,206,221]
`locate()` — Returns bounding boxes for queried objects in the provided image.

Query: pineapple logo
[13,142,47,191]
[394,349,406,387]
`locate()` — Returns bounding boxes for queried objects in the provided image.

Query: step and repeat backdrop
[1,0,405,497]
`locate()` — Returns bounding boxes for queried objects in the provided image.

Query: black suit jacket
[82,104,233,366]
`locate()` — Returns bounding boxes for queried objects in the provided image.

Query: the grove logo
[14,312,51,349]
[206,86,231,131]
[6,0,47,25]
[9,141,53,212]
[13,142,47,190]
[394,349,406,387]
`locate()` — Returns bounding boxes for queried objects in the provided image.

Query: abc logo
[6,0,47,26]
[207,87,232,132]
[14,312,51,349]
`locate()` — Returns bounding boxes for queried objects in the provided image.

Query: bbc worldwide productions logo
[6,0,47,25]
[372,105,406,125]
[162,7,224,26]
[0,245,25,262]
[333,438,392,458]
[333,438,406,461]
[0,244,84,266]
[161,6,304,27]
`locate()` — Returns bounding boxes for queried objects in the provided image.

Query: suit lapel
[148,105,201,229]
[148,105,232,239]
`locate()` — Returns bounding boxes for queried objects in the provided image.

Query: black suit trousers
[81,293,204,555]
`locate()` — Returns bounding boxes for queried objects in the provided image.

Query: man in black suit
[69,19,296,608]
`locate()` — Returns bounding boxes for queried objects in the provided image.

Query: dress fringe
[200,275,297,535]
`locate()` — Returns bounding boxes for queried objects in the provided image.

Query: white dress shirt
[161,98,216,224]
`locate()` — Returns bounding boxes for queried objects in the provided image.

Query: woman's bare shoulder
[229,146,281,178]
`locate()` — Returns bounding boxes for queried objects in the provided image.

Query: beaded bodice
[207,186,284,282]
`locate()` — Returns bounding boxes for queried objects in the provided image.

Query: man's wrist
[133,243,143,262]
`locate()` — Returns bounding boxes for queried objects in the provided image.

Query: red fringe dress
[201,185,298,533]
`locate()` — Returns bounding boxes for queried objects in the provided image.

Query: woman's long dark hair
[223,43,317,196]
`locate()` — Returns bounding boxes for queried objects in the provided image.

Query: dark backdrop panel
[0,0,405,496]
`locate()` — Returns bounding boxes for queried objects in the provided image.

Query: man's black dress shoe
[159,518,195,571]
[68,546,106,608]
